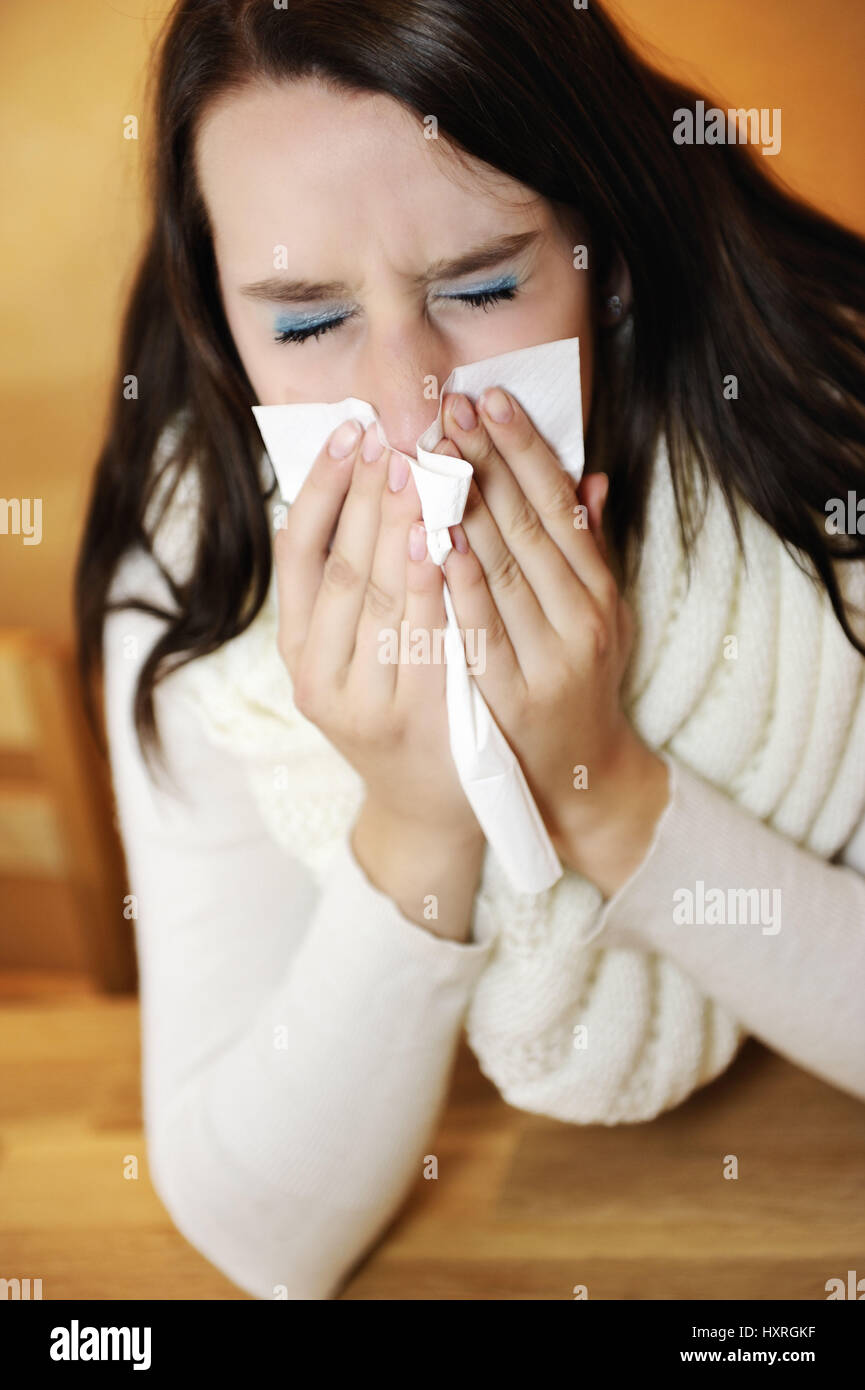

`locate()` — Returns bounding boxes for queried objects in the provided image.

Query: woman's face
[195,77,596,460]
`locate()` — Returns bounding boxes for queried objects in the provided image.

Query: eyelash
[272,284,519,345]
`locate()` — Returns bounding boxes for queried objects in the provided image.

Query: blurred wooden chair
[0,628,136,992]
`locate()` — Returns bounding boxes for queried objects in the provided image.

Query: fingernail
[408,522,427,562]
[388,452,410,491]
[450,523,469,554]
[362,421,384,462]
[480,387,512,423]
[328,419,362,458]
[449,393,477,432]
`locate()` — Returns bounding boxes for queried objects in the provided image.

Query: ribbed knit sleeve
[103,547,493,1299]
[593,751,865,1101]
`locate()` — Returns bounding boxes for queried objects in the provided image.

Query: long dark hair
[75,0,865,778]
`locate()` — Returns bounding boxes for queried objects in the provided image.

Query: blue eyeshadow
[273,310,343,332]
[440,272,519,297]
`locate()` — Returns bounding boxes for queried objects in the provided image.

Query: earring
[605,294,624,317]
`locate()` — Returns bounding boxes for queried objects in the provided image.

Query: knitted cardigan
[144,424,865,1125]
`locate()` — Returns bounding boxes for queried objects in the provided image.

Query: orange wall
[1,0,863,640]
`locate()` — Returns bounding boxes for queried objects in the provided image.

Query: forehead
[194,77,548,276]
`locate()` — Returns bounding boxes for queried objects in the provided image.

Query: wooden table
[1,972,862,1300]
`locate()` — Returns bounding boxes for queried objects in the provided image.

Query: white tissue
[252,334,584,892]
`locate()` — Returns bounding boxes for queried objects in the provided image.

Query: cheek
[222,299,269,397]
[519,263,594,428]
[223,300,299,405]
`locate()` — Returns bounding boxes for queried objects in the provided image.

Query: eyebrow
[238,230,541,304]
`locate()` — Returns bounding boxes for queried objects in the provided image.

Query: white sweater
[103,457,865,1301]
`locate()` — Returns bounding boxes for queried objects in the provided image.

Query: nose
[352,334,456,460]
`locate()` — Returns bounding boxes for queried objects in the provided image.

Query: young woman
[76,0,865,1299]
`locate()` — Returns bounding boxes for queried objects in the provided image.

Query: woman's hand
[273,417,481,847]
[437,386,670,897]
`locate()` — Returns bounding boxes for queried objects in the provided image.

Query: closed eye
[273,282,520,345]
[447,284,519,311]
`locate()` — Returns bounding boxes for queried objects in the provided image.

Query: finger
[394,522,448,710]
[445,387,615,609]
[441,392,589,638]
[304,422,401,685]
[429,432,553,672]
[274,417,364,675]
[576,472,610,564]
[452,472,558,676]
[350,464,424,704]
[442,520,526,704]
